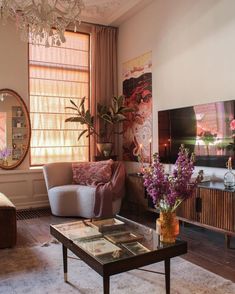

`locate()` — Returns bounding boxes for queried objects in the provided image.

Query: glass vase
[224,157,235,189]
[156,211,179,244]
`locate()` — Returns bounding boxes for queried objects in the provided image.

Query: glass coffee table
[50,216,187,294]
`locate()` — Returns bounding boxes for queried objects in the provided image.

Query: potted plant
[65,95,134,156]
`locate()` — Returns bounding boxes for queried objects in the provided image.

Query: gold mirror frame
[0,89,31,170]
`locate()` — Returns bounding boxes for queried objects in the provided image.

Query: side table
[93,155,118,161]
[125,173,149,214]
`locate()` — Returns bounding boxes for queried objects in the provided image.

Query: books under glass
[54,221,102,241]
[90,218,125,232]
[105,231,143,244]
[122,241,150,255]
[75,237,121,256]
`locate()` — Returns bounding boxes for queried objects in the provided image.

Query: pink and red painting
[122,52,152,162]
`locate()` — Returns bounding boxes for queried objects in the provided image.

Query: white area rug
[0,242,234,294]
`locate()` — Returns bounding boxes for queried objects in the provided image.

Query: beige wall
[0,22,28,103]
[0,22,48,208]
[118,0,235,178]
[0,21,29,170]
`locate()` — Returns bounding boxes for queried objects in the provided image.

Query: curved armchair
[43,161,125,218]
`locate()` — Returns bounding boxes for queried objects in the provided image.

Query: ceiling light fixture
[0,0,84,47]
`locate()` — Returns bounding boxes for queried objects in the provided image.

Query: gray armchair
[43,161,125,218]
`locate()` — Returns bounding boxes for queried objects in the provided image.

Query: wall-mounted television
[158,99,235,168]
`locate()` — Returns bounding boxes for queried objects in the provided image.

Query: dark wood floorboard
[15,211,235,283]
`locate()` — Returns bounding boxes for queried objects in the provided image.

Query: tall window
[29,32,90,165]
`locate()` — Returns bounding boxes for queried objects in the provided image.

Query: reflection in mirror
[0,89,31,170]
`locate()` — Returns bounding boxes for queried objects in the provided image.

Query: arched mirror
[0,89,31,170]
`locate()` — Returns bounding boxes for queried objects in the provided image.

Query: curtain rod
[81,20,118,29]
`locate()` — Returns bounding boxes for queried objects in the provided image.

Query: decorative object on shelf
[143,145,202,244]
[0,147,11,166]
[16,107,22,117]
[16,121,22,128]
[224,157,235,189]
[65,96,134,156]
[0,0,84,47]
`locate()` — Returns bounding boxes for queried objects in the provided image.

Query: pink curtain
[91,26,118,156]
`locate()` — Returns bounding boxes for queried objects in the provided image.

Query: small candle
[149,138,152,164]
[164,143,167,159]
[139,143,143,159]
[139,143,144,174]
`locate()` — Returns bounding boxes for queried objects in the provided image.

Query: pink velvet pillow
[72,160,113,186]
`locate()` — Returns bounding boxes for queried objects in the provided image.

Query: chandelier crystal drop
[0,0,84,47]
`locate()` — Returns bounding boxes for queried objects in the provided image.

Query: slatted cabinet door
[176,190,197,222]
[199,188,235,233]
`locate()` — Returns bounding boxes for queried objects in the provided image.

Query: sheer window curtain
[29,32,90,165]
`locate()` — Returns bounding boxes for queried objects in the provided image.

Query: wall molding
[0,169,49,210]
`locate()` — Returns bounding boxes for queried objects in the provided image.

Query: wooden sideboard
[126,174,234,248]
[176,181,235,248]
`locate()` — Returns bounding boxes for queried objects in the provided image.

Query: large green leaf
[117,95,124,108]
[101,114,113,124]
[79,96,86,107]
[78,129,88,141]
[85,110,93,126]
[108,106,114,116]
[119,107,135,113]
[70,100,78,108]
[65,107,79,111]
[116,113,127,121]
[65,117,84,123]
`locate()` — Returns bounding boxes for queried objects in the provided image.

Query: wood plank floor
[15,210,235,283]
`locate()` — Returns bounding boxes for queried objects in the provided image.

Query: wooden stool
[0,192,17,248]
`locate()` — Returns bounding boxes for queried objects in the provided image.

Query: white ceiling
[81,0,153,26]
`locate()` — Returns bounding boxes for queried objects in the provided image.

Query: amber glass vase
[156,212,179,244]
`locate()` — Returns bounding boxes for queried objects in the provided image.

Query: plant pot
[156,212,179,244]
[96,143,113,157]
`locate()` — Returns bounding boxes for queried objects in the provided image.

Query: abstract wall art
[122,52,152,162]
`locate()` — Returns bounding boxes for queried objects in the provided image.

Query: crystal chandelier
[0,0,84,47]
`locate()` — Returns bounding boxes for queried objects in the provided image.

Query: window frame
[28,30,91,166]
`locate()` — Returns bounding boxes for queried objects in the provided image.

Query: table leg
[225,234,231,249]
[63,245,68,282]
[165,258,170,294]
[103,276,110,294]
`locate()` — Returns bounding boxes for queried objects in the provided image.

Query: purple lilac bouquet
[143,145,201,212]
[0,147,11,160]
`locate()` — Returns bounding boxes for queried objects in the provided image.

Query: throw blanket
[94,161,125,218]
